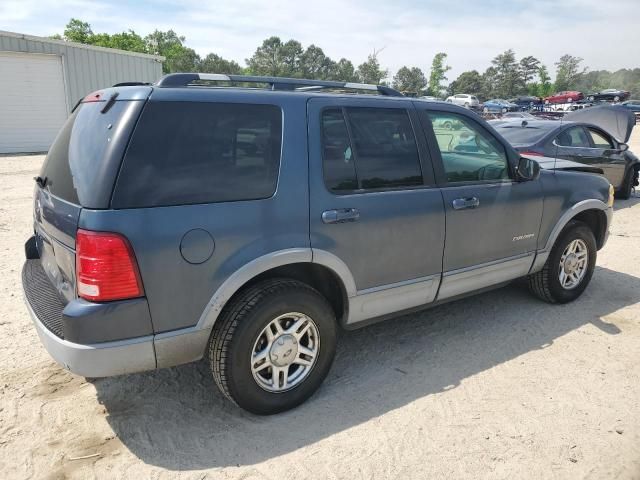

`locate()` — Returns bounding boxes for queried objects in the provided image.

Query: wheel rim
[251,312,320,393]
[558,239,588,290]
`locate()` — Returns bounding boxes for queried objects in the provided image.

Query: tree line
[54,19,640,100]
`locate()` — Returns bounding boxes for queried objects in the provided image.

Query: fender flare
[530,198,611,273]
[195,248,357,331]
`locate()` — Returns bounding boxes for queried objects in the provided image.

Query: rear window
[41,101,139,205]
[496,125,553,145]
[113,102,282,208]
[40,109,79,203]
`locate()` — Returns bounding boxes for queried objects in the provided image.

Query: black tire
[615,168,634,200]
[528,221,597,304]
[208,278,337,414]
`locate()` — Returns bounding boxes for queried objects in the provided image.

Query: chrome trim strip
[437,253,534,301]
[198,73,232,81]
[346,274,440,325]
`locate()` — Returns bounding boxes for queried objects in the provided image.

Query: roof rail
[154,73,404,97]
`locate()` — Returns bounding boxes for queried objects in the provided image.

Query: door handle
[322,208,360,224]
[452,197,480,210]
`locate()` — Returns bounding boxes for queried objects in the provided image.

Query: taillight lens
[76,229,143,302]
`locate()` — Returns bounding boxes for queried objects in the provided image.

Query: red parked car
[544,91,584,104]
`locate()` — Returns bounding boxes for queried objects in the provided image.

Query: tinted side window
[321,109,358,192]
[346,108,422,190]
[556,127,590,147]
[321,107,423,193]
[113,102,282,208]
[426,111,509,183]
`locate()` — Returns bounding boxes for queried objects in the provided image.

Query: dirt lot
[1,130,639,479]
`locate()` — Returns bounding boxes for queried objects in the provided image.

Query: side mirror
[516,156,541,182]
[619,143,629,152]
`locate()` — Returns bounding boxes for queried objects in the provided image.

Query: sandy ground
[1,130,639,480]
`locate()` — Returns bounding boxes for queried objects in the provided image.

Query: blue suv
[23,73,613,414]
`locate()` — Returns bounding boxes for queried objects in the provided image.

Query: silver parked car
[445,93,480,108]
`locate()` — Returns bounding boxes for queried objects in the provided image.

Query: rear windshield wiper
[34,176,48,188]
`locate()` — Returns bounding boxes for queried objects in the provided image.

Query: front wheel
[208,278,337,414]
[528,221,597,303]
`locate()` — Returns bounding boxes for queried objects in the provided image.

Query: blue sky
[1,0,638,81]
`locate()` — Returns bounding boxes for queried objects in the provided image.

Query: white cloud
[2,0,639,81]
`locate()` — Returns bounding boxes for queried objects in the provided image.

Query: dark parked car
[494,107,638,198]
[23,73,614,414]
[587,89,630,102]
[544,91,584,104]
[509,96,542,110]
[620,100,640,112]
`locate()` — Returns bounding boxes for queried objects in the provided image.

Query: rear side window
[556,127,590,147]
[587,128,613,148]
[321,107,423,193]
[113,102,282,208]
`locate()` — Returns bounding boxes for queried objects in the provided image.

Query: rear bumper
[25,297,157,377]
[22,256,157,377]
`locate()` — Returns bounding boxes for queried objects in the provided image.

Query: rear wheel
[528,221,596,303]
[208,278,337,414]
[616,168,635,199]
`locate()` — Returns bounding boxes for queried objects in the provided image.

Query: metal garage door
[0,52,68,153]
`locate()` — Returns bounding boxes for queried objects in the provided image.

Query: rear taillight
[519,151,543,157]
[76,229,143,302]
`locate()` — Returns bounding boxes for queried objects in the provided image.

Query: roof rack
[154,73,404,97]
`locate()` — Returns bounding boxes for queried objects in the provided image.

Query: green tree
[280,40,304,77]
[300,45,333,79]
[356,53,388,84]
[63,18,93,43]
[519,55,540,85]
[554,54,587,91]
[392,66,427,93]
[90,30,147,53]
[490,49,520,98]
[198,53,242,74]
[537,65,553,97]
[329,58,358,82]
[448,70,482,97]
[480,66,499,100]
[144,29,199,73]
[427,52,451,97]
[246,36,286,76]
